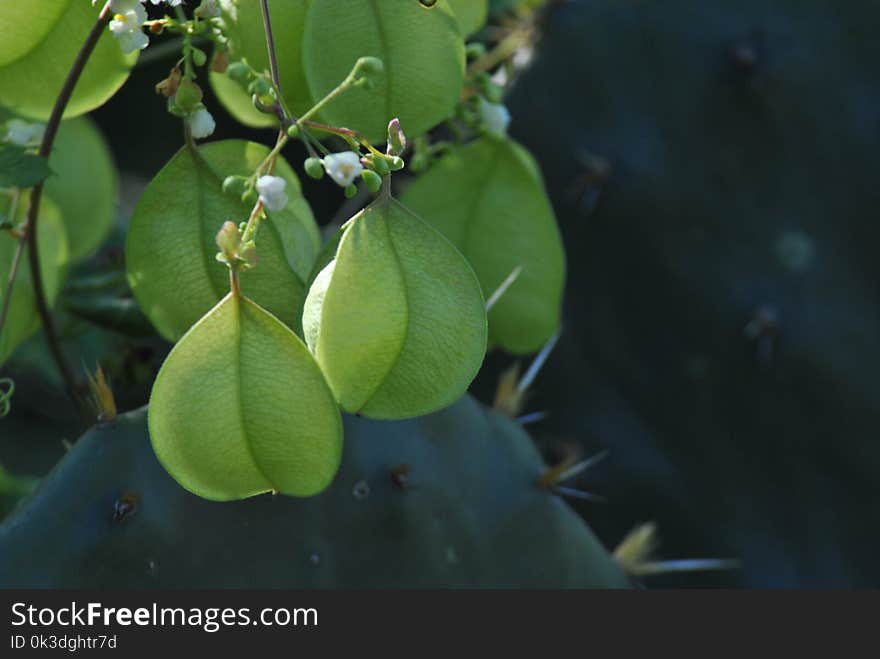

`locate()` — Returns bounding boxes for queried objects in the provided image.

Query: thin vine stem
[25,0,114,411]
[0,189,23,335]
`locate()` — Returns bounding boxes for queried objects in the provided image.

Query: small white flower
[322,152,363,188]
[479,98,511,137]
[4,119,45,146]
[189,106,216,139]
[256,175,288,212]
[195,0,221,19]
[109,0,149,54]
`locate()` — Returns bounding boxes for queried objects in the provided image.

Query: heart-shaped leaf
[303,196,487,419]
[401,137,565,353]
[0,195,68,365]
[149,292,343,500]
[449,0,488,36]
[302,0,465,143]
[44,117,117,261]
[0,0,136,120]
[126,140,321,341]
[211,0,312,128]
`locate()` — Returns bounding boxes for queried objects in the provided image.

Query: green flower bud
[247,77,272,97]
[372,155,390,176]
[465,42,487,59]
[304,157,324,180]
[173,80,203,114]
[191,46,208,68]
[388,155,405,171]
[222,175,248,198]
[287,123,300,139]
[344,183,358,198]
[215,220,242,263]
[361,169,383,193]
[226,60,251,84]
[355,56,384,77]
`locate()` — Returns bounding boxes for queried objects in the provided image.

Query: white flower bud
[256,175,288,211]
[322,152,364,188]
[4,119,45,146]
[479,98,511,137]
[189,106,216,140]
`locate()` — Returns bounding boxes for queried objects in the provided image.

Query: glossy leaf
[0,144,50,188]
[302,0,465,143]
[126,140,321,341]
[0,0,136,120]
[449,0,489,36]
[44,117,117,261]
[401,137,565,354]
[303,196,487,419]
[149,292,343,500]
[211,0,311,128]
[0,196,68,365]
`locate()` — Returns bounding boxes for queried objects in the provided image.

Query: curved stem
[26,1,113,410]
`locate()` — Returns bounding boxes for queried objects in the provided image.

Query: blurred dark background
[2,0,879,587]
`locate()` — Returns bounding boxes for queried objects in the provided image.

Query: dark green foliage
[0,143,50,188]
[0,397,627,588]
[505,0,880,586]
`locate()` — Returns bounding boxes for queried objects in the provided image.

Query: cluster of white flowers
[478,97,511,137]
[256,176,288,211]
[322,152,363,188]
[4,119,45,146]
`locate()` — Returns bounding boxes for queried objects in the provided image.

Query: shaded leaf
[0,144,51,189]
[401,137,565,353]
[126,140,321,341]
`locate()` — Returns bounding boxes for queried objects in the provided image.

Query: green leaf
[0,144,51,188]
[303,196,487,419]
[126,140,321,341]
[302,0,465,143]
[149,292,343,500]
[0,195,68,366]
[211,0,312,128]
[0,0,137,120]
[0,0,67,68]
[43,117,117,261]
[401,137,565,354]
[449,0,488,36]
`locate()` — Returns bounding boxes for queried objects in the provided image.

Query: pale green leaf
[401,137,565,354]
[0,0,137,120]
[149,292,343,500]
[126,140,321,341]
[210,0,311,128]
[0,195,68,365]
[449,0,488,36]
[302,0,465,143]
[303,197,487,419]
[43,116,117,261]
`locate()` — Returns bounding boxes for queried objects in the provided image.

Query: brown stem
[259,0,282,96]
[26,1,113,410]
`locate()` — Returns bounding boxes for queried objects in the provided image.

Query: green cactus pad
[0,396,628,587]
